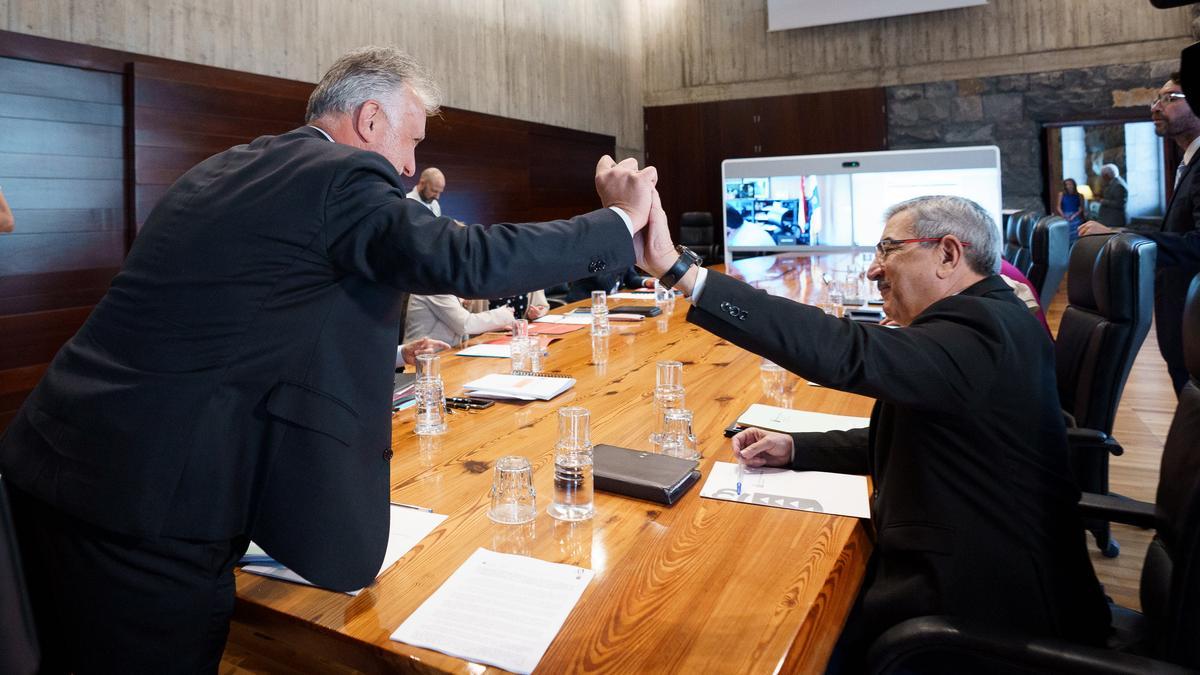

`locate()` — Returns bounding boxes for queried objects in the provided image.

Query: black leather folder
[610,305,661,317]
[593,444,701,505]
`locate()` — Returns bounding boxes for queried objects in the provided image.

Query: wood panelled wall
[642,0,1193,107]
[0,29,614,431]
[645,88,888,243]
[1,0,645,159]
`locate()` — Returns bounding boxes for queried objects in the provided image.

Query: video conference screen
[723,147,1002,250]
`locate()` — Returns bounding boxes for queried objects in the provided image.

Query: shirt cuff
[609,206,635,237]
[688,267,710,302]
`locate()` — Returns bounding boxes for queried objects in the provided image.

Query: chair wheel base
[1100,538,1120,558]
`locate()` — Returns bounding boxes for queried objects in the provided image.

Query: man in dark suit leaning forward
[0,47,659,672]
[640,194,1111,668]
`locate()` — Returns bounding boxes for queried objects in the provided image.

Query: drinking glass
[548,407,594,521]
[650,361,685,449]
[660,408,700,461]
[414,376,447,435]
[487,455,537,524]
[760,359,787,401]
[654,279,675,316]
[591,290,609,336]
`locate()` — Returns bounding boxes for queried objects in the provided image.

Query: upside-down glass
[487,455,537,524]
[548,407,594,521]
[760,359,787,401]
[660,408,700,461]
[654,278,675,316]
[414,354,446,436]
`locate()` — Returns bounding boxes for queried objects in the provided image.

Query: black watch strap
[659,246,701,289]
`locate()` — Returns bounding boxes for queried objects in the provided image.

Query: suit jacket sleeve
[1143,175,1200,269]
[687,271,1007,413]
[790,428,871,474]
[323,152,633,297]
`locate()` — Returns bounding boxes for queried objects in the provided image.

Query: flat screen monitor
[722,146,1002,253]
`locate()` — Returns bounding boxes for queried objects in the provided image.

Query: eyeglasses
[1150,92,1187,109]
[874,236,970,262]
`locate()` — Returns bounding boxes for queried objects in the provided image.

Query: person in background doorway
[1096,164,1128,229]
[1055,178,1085,244]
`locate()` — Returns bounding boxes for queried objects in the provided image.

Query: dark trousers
[6,481,248,674]
[1155,268,1192,396]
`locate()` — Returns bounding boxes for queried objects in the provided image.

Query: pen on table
[736,456,745,496]
[391,501,434,513]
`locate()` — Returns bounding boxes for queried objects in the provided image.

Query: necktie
[1176,160,1187,189]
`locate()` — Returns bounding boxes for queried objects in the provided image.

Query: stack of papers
[462,373,575,400]
[391,548,594,674]
[457,336,554,359]
[240,504,447,595]
[737,404,869,434]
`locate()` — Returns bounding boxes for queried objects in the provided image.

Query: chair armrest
[1067,427,1124,456]
[1078,492,1158,530]
[868,616,1191,675]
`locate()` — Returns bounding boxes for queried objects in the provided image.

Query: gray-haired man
[0,46,658,672]
[1097,163,1129,228]
[638,194,1111,668]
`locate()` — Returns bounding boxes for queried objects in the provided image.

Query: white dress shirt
[405,187,442,217]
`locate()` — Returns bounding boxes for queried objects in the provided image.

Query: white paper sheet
[390,548,594,675]
[606,291,655,300]
[737,403,869,434]
[700,462,871,518]
[241,505,447,595]
[457,343,511,358]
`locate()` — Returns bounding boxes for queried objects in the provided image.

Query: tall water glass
[548,407,594,521]
[651,361,685,449]
[591,290,610,336]
[760,359,787,401]
[660,409,700,460]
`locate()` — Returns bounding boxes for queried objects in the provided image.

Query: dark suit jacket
[0,126,632,590]
[1098,177,1128,228]
[1143,151,1200,392]
[688,271,1110,646]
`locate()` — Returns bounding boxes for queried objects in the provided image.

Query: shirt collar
[306,125,335,143]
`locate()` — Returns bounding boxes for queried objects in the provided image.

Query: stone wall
[887,60,1178,211]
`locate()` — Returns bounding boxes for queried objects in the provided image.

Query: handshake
[594,155,695,292]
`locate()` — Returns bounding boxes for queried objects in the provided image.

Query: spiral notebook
[462,372,575,400]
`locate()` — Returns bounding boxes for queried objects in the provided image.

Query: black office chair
[1002,210,1040,271]
[867,274,1200,675]
[543,283,570,309]
[680,211,718,264]
[1028,214,1069,310]
[1055,233,1155,557]
[1,481,40,675]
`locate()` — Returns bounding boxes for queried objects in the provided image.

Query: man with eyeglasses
[639,193,1111,670]
[1082,72,1200,395]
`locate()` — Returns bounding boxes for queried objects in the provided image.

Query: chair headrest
[680,212,713,229]
[1186,274,1200,379]
[1067,233,1156,319]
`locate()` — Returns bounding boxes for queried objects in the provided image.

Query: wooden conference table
[230,253,877,674]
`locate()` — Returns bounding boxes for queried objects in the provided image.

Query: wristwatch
[658,245,702,289]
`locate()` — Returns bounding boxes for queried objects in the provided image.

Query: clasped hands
[594,156,683,283]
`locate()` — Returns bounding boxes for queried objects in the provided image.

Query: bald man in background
[407,166,445,216]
